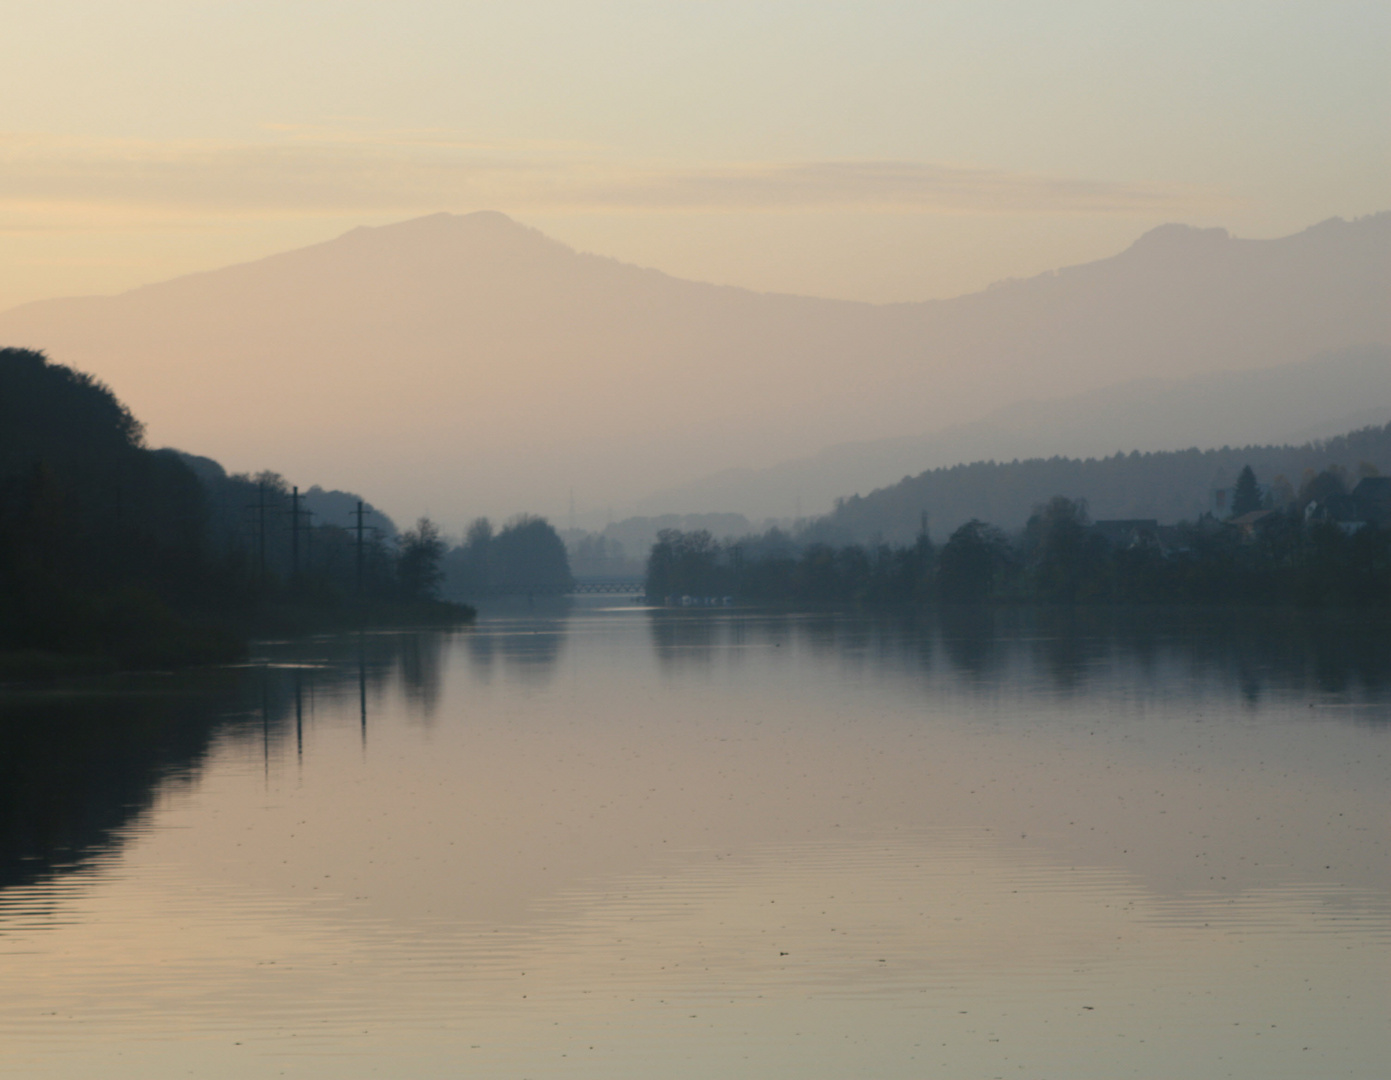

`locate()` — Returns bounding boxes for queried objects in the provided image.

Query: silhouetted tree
[0,348,235,662]
[492,516,572,595]
[1232,465,1263,516]
[1023,496,1104,602]
[442,515,572,597]
[1299,468,1348,511]
[938,520,1008,602]
[646,529,724,598]
[398,517,446,599]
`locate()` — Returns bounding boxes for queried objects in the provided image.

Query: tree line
[647,478,1390,608]
[819,426,1391,543]
[0,348,469,670]
[442,515,574,599]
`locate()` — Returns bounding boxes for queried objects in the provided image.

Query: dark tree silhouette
[938,520,1008,603]
[1232,465,1263,516]
[441,515,573,597]
[398,517,446,599]
[0,347,225,663]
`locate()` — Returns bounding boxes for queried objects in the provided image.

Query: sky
[1,1,1387,311]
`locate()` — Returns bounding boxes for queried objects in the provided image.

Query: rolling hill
[635,345,1391,518]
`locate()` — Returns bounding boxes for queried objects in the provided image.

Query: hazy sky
[2,1,1386,310]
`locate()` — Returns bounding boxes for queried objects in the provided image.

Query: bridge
[570,577,646,595]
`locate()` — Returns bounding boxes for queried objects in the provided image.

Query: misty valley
[3,209,1390,1079]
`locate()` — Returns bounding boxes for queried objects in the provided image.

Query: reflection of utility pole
[261,667,270,786]
[295,670,303,765]
[358,638,368,751]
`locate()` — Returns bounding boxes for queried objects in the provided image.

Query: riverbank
[0,596,476,683]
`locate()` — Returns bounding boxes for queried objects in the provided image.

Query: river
[1,600,1387,1078]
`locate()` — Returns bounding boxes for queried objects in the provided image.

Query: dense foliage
[0,349,467,668]
[0,348,232,664]
[647,491,1391,608]
[821,425,1391,543]
[443,515,574,598]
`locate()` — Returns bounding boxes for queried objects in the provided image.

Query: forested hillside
[0,348,238,665]
[820,424,1391,544]
[0,348,468,669]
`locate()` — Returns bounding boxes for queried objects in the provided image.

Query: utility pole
[353,500,367,596]
[290,486,301,583]
[246,480,270,586]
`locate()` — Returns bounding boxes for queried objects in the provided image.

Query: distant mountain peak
[330,210,572,262]
[353,210,538,239]
[1125,222,1232,254]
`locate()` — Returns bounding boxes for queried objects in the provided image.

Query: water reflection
[465,617,569,684]
[5,606,1390,901]
[0,628,461,893]
[648,605,1391,715]
[0,604,1388,1079]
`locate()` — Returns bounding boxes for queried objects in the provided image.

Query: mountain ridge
[1,210,1386,528]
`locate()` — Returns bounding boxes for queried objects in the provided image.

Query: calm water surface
[1,602,1387,1078]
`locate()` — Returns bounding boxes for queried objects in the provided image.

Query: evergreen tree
[1231,465,1263,516]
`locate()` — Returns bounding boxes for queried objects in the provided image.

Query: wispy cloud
[0,130,1218,222]
[579,160,1203,213]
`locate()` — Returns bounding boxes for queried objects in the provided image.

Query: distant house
[1307,477,1391,534]
[1092,519,1160,550]
[1227,509,1281,539]
[1306,492,1366,534]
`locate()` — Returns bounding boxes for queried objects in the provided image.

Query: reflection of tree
[1000,607,1391,707]
[644,604,1391,713]
[0,630,461,896]
[937,605,1004,680]
[647,610,723,669]
[797,613,850,658]
[1028,607,1111,693]
[0,668,265,893]
[464,617,569,685]
[396,631,448,717]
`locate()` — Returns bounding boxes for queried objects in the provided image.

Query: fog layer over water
[1,603,1387,1078]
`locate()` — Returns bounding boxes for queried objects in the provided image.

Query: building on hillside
[1306,492,1366,534]
[1227,509,1281,539]
[1306,477,1391,534]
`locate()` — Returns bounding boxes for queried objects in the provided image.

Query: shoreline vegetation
[1,348,473,680]
[645,483,1391,609]
[8,344,1391,684]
